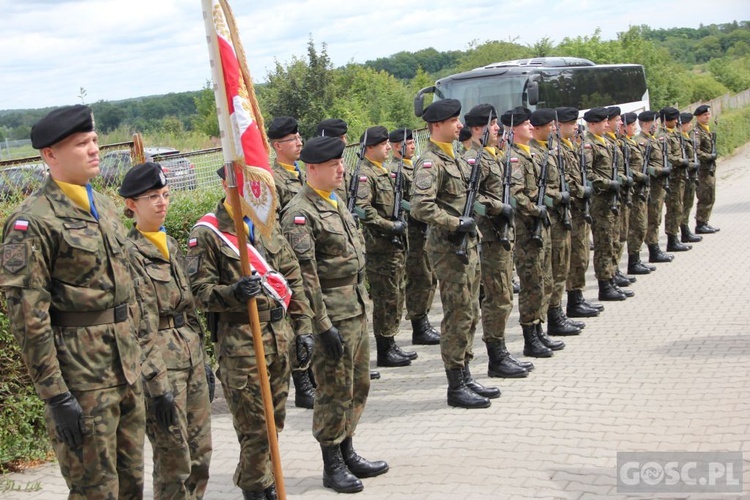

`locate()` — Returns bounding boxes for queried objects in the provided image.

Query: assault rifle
[677,114,689,181]
[455,116,491,264]
[709,117,718,175]
[554,111,572,230]
[390,128,407,248]
[618,126,632,206]
[689,128,699,185]
[640,124,656,202]
[531,133,553,248]
[661,128,671,193]
[609,129,620,216]
[496,118,514,251]
[347,129,368,219]
[575,124,592,223]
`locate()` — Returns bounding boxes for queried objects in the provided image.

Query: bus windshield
[436,74,529,117]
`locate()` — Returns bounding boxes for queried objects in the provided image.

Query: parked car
[98,147,197,191]
[0,164,48,200]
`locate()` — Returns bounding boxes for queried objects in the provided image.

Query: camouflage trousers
[404,219,437,319]
[145,364,212,500]
[590,195,616,281]
[646,180,667,245]
[664,172,686,235]
[479,240,514,343]
[514,217,551,325]
[366,247,406,338]
[681,173,697,225]
[696,168,716,223]
[48,381,145,499]
[312,313,370,446]
[627,193,649,254]
[549,217,571,308]
[566,203,591,292]
[218,341,290,492]
[428,244,480,370]
[613,203,629,264]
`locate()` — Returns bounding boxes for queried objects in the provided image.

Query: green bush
[715,105,750,157]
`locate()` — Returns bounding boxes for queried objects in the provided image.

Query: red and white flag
[202,0,277,235]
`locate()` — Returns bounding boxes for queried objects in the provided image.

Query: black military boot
[392,342,418,361]
[667,233,691,252]
[648,243,674,263]
[614,270,633,288]
[370,370,381,380]
[411,315,440,345]
[265,484,278,500]
[464,362,501,398]
[512,277,520,294]
[445,368,491,408]
[681,224,703,243]
[522,324,553,358]
[321,444,363,493]
[598,279,626,301]
[612,279,634,298]
[617,268,637,284]
[627,253,652,275]
[242,489,266,500]
[547,306,581,336]
[340,436,389,478]
[292,369,315,409]
[695,221,719,234]
[375,336,411,367]
[536,322,565,351]
[566,290,600,318]
[486,341,528,378]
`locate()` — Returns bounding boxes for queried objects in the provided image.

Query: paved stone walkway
[3,145,749,499]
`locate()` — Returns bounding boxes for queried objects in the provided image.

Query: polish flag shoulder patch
[359,176,368,182]
[13,220,29,232]
[468,158,476,165]
[390,172,397,178]
[423,161,433,168]
[294,216,306,225]
[584,144,593,149]
[510,157,519,163]
[188,237,198,248]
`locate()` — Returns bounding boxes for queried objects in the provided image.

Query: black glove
[391,220,406,235]
[499,203,513,221]
[152,392,177,431]
[231,271,262,302]
[296,334,315,367]
[679,158,689,167]
[319,326,344,360]
[205,363,216,403]
[608,180,621,192]
[46,392,84,449]
[559,191,570,206]
[689,162,699,171]
[709,153,717,161]
[536,205,548,220]
[456,216,476,233]
[662,165,672,177]
[583,185,593,199]
[643,175,651,187]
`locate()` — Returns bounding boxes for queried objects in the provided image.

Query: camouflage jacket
[509,143,547,229]
[280,185,369,333]
[463,144,508,244]
[559,139,586,199]
[125,228,205,397]
[187,201,312,358]
[0,177,145,399]
[623,136,650,199]
[355,158,402,253]
[529,139,565,220]
[272,159,305,212]
[659,128,687,179]
[583,132,616,195]
[636,131,667,178]
[410,140,478,252]
[694,123,716,169]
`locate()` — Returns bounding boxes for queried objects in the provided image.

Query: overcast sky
[1,0,747,111]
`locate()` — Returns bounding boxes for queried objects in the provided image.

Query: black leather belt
[50,303,129,327]
[218,306,285,324]
[158,312,186,330]
[319,272,363,289]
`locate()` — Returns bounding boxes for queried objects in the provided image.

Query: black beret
[267,116,298,139]
[500,106,531,126]
[360,126,389,146]
[660,107,679,121]
[638,110,658,122]
[464,104,498,127]
[31,105,94,149]
[458,127,473,142]
[422,99,461,123]
[606,106,622,119]
[693,105,710,116]
[317,118,348,137]
[300,136,345,164]
[583,107,608,123]
[530,109,556,127]
[679,112,694,124]
[389,128,413,143]
[556,107,579,123]
[118,162,167,198]
[621,112,638,125]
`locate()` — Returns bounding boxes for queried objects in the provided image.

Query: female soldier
[119,162,212,499]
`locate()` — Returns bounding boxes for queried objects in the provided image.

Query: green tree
[454,40,533,73]
[192,81,220,138]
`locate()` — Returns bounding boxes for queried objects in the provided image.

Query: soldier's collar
[430,139,455,159]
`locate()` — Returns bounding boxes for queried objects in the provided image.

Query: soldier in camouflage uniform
[281,136,388,494]
[556,107,603,319]
[463,104,531,379]
[678,112,703,245]
[119,162,212,499]
[658,107,692,253]
[583,107,630,301]
[355,126,416,367]
[387,128,440,346]
[411,99,500,409]
[621,112,656,276]
[187,169,313,499]
[268,116,316,409]
[692,105,720,234]
[638,110,674,264]
[0,105,155,498]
